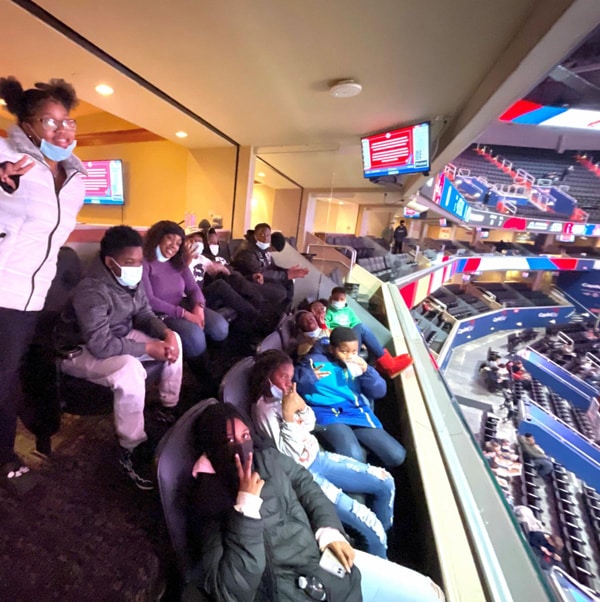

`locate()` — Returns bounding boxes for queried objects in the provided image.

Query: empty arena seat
[257,330,283,353]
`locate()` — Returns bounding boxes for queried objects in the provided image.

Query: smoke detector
[329,80,363,98]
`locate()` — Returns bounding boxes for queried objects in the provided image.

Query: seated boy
[295,327,406,468]
[61,226,183,490]
[325,287,412,378]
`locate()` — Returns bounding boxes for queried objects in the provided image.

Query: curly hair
[143,220,186,269]
[0,76,78,122]
[100,226,143,261]
[249,350,294,404]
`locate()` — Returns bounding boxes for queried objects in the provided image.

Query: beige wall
[78,140,189,226]
[313,200,359,233]
[186,146,237,229]
[251,183,275,226]
[76,140,238,230]
[272,188,302,237]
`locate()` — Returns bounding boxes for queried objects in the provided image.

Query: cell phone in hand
[319,548,346,579]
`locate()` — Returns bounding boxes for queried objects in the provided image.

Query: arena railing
[382,282,556,601]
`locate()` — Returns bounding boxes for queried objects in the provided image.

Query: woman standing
[142,220,228,364]
[0,77,86,492]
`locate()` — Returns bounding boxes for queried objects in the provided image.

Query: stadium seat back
[156,398,219,586]
[219,356,255,416]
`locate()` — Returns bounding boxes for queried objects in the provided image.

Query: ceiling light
[0,99,6,106]
[175,131,188,138]
[95,84,114,96]
[257,172,265,178]
[329,79,362,98]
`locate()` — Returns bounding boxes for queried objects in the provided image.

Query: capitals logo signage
[557,271,600,314]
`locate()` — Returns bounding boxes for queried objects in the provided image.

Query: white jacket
[0,126,86,311]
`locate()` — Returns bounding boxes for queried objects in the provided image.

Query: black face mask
[231,439,254,467]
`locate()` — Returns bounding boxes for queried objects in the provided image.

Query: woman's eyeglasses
[34,117,77,131]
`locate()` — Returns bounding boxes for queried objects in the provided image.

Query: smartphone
[319,548,347,579]
[56,345,83,360]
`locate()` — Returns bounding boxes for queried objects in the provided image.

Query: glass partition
[384,282,556,601]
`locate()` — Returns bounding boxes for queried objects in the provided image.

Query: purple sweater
[142,258,205,319]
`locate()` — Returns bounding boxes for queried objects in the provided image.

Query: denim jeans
[317,423,406,468]
[310,451,395,558]
[352,323,384,359]
[164,308,228,358]
[354,550,445,601]
[532,456,553,477]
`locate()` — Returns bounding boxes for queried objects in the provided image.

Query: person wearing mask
[250,350,395,558]
[61,226,182,490]
[0,76,87,494]
[142,220,229,364]
[232,222,308,306]
[186,402,445,602]
[326,287,412,378]
[294,310,330,358]
[185,230,262,323]
[392,220,408,254]
[295,327,407,468]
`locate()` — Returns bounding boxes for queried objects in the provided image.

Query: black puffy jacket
[188,447,362,602]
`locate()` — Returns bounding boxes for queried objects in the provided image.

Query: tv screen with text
[361,122,430,179]
[83,160,125,205]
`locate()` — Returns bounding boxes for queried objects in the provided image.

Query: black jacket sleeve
[188,478,267,602]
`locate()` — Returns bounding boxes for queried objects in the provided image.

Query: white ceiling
[2,0,600,194]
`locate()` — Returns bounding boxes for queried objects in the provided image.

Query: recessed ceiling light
[257,172,265,177]
[175,131,188,138]
[95,84,114,96]
[329,79,362,98]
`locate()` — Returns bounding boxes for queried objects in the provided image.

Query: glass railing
[384,282,557,601]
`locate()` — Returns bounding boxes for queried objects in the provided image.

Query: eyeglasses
[34,117,77,131]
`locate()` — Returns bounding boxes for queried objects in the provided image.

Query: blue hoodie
[294,347,386,428]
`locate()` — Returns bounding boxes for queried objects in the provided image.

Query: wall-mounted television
[403,207,421,218]
[361,122,430,179]
[480,229,490,239]
[439,218,447,227]
[82,160,125,205]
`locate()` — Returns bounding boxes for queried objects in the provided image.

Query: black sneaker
[118,446,154,491]
[155,406,178,425]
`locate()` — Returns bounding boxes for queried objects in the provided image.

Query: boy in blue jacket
[295,327,406,468]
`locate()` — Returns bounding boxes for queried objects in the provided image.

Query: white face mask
[331,300,346,310]
[156,245,170,263]
[345,358,363,378]
[191,241,204,255]
[269,381,284,400]
[111,260,143,288]
[209,244,220,256]
[305,328,322,339]
[256,240,270,251]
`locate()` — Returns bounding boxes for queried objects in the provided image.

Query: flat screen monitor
[480,229,490,239]
[439,218,447,227]
[361,122,430,179]
[557,233,575,243]
[403,207,420,218]
[82,160,125,205]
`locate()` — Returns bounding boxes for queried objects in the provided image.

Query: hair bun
[0,76,25,116]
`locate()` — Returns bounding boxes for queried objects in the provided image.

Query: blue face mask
[156,245,170,263]
[331,300,346,310]
[40,139,77,162]
[269,381,284,400]
[305,328,322,339]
